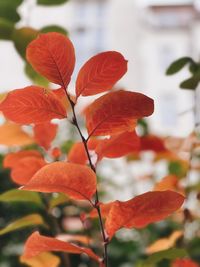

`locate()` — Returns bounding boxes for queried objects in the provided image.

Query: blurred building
[0,0,200,136]
[107,0,200,135]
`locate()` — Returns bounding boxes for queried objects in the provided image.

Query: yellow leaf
[0,214,46,235]
[146,230,183,254]
[20,252,60,267]
[0,122,34,146]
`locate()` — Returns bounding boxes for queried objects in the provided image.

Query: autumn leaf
[0,86,67,124]
[0,122,34,146]
[20,252,60,267]
[154,175,184,195]
[22,162,97,201]
[85,90,154,136]
[146,230,183,254]
[140,135,167,153]
[105,191,184,238]
[95,131,140,160]
[3,150,42,169]
[11,157,46,185]
[76,51,127,97]
[172,258,199,267]
[26,32,75,87]
[33,122,58,150]
[23,231,100,263]
[67,139,101,165]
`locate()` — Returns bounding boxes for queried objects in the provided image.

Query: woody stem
[65,93,109,266]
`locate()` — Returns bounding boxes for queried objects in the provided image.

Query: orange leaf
[146,230,183,254]
[105,191,184,239]
[0,86,67,124]
[85,90,154,136]
[3,150,42,169]
[22,162,97,201]
[76,51,127,97]
[26,32,75,87]
[20,252,60,267]
[33,122,58,150]
[154,175,179,192]
[11,157,46,185]
[0,122,34,147]
[172,258,199,267]
[23,231,100,263]
[68,139,101,165]
[95,131,140,160]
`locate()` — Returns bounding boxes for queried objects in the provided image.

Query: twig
[65,92,109,266]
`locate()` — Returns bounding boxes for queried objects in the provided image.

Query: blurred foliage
[0,0,68,87]
[166,56,200,90]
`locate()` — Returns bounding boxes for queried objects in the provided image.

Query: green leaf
[0,0,23,7]
[0,18,14,39]
[25,63,49,87]
[0,4,20,24]
[168,161,187,178]
[12,27,39,59]
[40,25,68,35]
[140,248,188,267]
[180,77,199,90]
[180,66,200,90]
[189,62,199,74]
[0,214,47,235]
[166,57,191,75]
[37,0,68,6]
[49,193,68,210]
[0,189,43,206]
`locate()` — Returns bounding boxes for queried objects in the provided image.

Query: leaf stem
[65,92,109,266]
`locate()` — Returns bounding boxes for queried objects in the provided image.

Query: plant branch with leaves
[0,32,186,267]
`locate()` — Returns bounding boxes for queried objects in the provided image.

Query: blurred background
[0,1,200,267]
[1,0,200,136]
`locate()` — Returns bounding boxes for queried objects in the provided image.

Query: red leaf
[140,135,167,153]
[3,150,42,169]
[172,259,199,267]
[0,86,67,124]
[95,131,140,160]
[85,90,154,136]
[105,191,184,239]
[22,162,97,201]
[11,157,46,185]
[26,32,75,87]
[68,139,101,165]
[23,231,100,263]
[76,51,127,97]
[33,122,58,150]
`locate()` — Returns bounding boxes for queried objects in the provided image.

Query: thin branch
[65,90,109,266]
